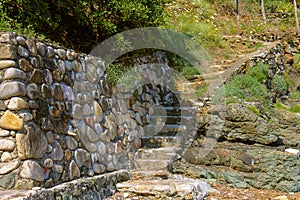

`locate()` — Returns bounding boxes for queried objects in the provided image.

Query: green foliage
[247,62,269,83]
[213,73,271,109]
[293,54,300,72]
[297,118,300,126]
[1,0,167,52]
[274,101,300,113]
[226,97,240,105]
[247,105,260,116]
[180,66,200,80]
[290,90,300,99]
[273,101,288,110]
[290,105,300,113]
[106,64,132,87]
[273,101,300,113]
[164,0,223,51]
[271,75,289,94]
[226,74,269,102]
[195,84,208,99]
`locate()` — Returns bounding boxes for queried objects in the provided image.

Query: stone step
[129,170,171,180]
[201,71,225,80]
[134,159,171,171]
[143,124,189,137]
[141,136,182,148]
[113,177,213,199]
[163,106,199,111]
[135,147,181,160]
[150,115,195,125]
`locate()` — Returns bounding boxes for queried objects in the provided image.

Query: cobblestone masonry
[0,32,174,190]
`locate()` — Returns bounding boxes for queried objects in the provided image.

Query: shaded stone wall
[0,32,172,190]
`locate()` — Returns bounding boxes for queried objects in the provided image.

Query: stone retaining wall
[1,30,298,191]
[0,32,174,190]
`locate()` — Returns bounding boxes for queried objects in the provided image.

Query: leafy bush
[271,75,289,95]
[106,64,134,87]
[247,62,269,83]
[290,90,300,99]
[1,0,167,53]
[213,73,270,108]
[180,66,200,80]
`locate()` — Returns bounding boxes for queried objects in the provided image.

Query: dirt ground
[207,183,300,200]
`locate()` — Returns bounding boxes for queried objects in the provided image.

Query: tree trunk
[236,0,240,35]
[294,0,300,33]
[261,0,268,32]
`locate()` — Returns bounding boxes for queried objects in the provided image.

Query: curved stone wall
[0,32,173,190]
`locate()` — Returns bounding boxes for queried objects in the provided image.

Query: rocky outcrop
[172,103,300,192]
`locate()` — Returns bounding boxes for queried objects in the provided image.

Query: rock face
[173,141,300,192]
[0,139,15,151]
[16,124,47,159]
[218,104,280,145]
[0,82,26,99]
[0,160,20,175]
[7,97,29,110]
[172,103,300,193]
[0,110,23,130]
[20,160,44,181]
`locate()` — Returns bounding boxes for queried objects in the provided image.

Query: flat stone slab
[116,175,213,199]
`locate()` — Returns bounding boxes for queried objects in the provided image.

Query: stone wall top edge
[0,31,103,62]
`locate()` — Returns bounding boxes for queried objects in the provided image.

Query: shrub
[180,66,200,80]
[271,75,289,95]
[106,64,132,87]
[247,62,269,83]
[290,90,300,99]
[2,0,167,52]
[213,74,270,108]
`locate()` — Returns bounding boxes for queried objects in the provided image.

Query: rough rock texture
[0,110,23,130]
[0,170,130,200]
[16,124,47,159]
[0,32,172,190]
[20,160,44,181]
[0,82,26,99]
[172,103,300,193]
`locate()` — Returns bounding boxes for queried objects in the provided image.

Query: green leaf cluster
[1,0,167,53]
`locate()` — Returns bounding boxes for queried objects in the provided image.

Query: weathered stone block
[4,68,26,80]
[20,160,44,181]
[0,44,17,59]
[8,97,29,110]
[0,160,20,175]
[0,110,23,130]
[16,124,47,159]
[0,139,15,151]
[0,81,26,99]
[0,60,16,69]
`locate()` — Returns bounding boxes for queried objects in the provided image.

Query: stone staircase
[106,86,215,199]
[134,99,199,171]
